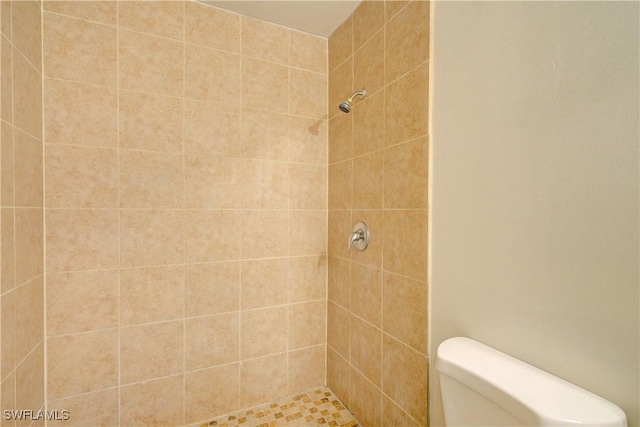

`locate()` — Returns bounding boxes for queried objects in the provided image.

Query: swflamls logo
[3,410,70,421]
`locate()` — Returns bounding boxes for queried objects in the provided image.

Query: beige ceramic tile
[47,388,119,427]
[329,111,353,164]
[241,57,289,112]
[289,116,328,165]
[185,1,240,53]
[354,31,384,100]
[328,160,352,210]
[353,89,384,157]
[241,108,289,161]
[120,265,184,326]
[240,353,287,408]
[185,210,240,263]
[45,145,118,208]
[185,364,240,424]
[385,0,430,83]
[119,209,184,268]
[327,301,350,360]
[1,375,16,427]
[289,210,327,256]
[1,1,11,40]
[119,149,184,209]
[13,47,42,139]
[119,29,183,97]
[119,90,183,153]
[289,255,327,303]
[241,258,288,310]
[44,78,117,147]
[119,1,184,41]
[120,375,184,427]
[329,58,353,120]
[1,123,14,207]
[382,334,428,425]
[289,300,325,349]
[1,36,12,123]
[241,16,289,65]
[385,63,429,147]
[351,263,382,327]
[328,209,352,260]
[290,69,327,119]
[120,321,183,384]
[185,262,240,317]
[328,256,350,309]
[384,137,428,209]
[328,16,352,72]
[47,329,118,400]
[15,275,44,361]
[1,289,17,380]
[46,208,117,273]
[15,342,44,416]
[241,210,288,259]
[353,1,384,51]
[241,160,289,209]
[43,12,116,87]
[290,30,326,74]
[185,44,240,104]
[15,208,43,284]
[13,129,42,208]
[327,347,350,407]
[351,315,382,387]
[185,98,242,157]
[288,345,325,393]
[383,272,428,354]
[12,0,41,72]
[289,163,327,210]
[383,395,421,427]
[353,151,383,209]
[241,307,288,359]
[383,209,428,281]
[349,368,382,427]
[185,154,243,209]
[43,1,117,26]
[46,269,118,336]
[1,209,15,293]
[185,313,239,370]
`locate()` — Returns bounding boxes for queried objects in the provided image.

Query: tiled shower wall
[1,0,46,423]
[327,1,430,426]
[42,2,327,425]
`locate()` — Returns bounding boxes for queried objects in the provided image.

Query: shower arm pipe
[348,88,366,103]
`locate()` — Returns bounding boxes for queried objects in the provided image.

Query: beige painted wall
[430,2,639,426]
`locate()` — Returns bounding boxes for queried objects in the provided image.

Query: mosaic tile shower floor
[199,387,360,427]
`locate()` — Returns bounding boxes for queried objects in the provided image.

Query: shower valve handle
[347,221,370,251]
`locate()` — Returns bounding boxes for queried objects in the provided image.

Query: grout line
[181,1,187,423]
[115,2,122,424]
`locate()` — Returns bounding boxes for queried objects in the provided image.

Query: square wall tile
[329,112,353,164]
[185,99,242,157]
[185,210,241,263]
[185,313,239,371]
[353,1,384,51]
[289,210,327,256]
[383,210,428,281]
[383,272,428,354]
[384,137,428,209]
[352,151,383,209]
[328,16,352,72]
[352,89,384,157]
[289,300,325,349]
[241,258,288,310]
[289,164,327,210]
[47,329,118,400]
[13,48,42,139]
[241,307,288,359]
[385,63,429,147]
[350,263,382,327]
[327,301,350,360]
[185,1,239,53]
[328,160,352,212]
[185,364,240,424]
[241,108,289,161]
[185,262,240,317]
[240,353,287,408]
[43,12,117,87]
[241,57,289,112]
[289,255,327,303]
[289,116,328,165]
[185,44,240,103]
[47,389,119,427]
[328,256,350,309]
[120,321,184,384]
[290,30,326,74]
[288,346,325,394]
[241,160,289,209]
[290,69,327,119]
[120,375,184,427]
[119,29,183,97]
[45,144,118,208]
[186,154,243,209]
[46,208,118,273]
[119,209,184,268]
[350,315,381,386]
[44,78,117,147]
[241,211,288,259]
[349,368,382,427]
[46,269,119,336]
[385,0,430,83]
[120,265,184,326]
[241,16,289,65]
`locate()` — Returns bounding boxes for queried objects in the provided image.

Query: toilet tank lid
[436,337,628,427]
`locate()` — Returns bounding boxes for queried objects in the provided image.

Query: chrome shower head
[338,88,366,114]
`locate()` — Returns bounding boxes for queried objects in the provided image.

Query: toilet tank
[436,337,627,427]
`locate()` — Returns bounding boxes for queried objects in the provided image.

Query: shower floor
[198,387,360,427]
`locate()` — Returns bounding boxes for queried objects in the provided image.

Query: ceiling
[200,1,361,38]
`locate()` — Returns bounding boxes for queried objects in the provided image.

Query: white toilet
[436,337,628,427]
